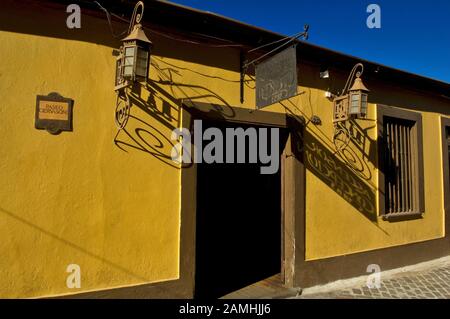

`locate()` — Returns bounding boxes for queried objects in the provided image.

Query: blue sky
[169,0,450,83]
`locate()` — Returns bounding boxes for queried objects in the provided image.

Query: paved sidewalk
[297,257,450,299]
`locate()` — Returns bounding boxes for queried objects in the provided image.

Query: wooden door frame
[441,117,450,231]
[281,116,305,288]
[180,101,305,293]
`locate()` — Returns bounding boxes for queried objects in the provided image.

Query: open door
[194,120,288,299]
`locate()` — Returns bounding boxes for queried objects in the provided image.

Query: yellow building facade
[0,0,449,298]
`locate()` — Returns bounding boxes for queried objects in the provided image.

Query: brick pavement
[297,257,450,299]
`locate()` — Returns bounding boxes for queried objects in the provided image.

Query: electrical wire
[247,25,309,54]
[152,56,254,83]
[92,0,308,53]
[145,27,244,48]
[244,25,309,67]
[93,1,244,48]
[93,1,127,39]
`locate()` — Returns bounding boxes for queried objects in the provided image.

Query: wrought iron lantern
[348,76,369,117]
[333,63,369,123]
[115,1,152,91]
[121,24,152,81]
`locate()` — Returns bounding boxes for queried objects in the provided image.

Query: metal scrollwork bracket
[115,90,131,129]
[128,1,145,33]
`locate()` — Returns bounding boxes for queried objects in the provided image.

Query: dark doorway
[194,120,287,299]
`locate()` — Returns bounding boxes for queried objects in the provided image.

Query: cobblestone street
[297,257,450,299]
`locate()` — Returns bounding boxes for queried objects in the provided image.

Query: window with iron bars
[378,105,424,219]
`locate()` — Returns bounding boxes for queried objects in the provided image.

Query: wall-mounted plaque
[255,45,298,109]
[35,92,74,134]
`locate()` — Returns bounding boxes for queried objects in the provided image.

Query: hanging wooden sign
[255,45,298,109]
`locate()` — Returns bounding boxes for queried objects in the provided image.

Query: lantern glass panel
[124,46,135,58]
[115,57,122,86]
[361,93,368,115]
[123,67,133,77]
[350,93,360,114]
[123,46,136,77]
[135,47,149,78]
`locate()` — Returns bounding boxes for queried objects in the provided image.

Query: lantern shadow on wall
[113,54,244,169]
[303,129,378,222]
[112,1,183,168]
[113,80,186,170]
[285,116,378,223]
[333,120,377,181]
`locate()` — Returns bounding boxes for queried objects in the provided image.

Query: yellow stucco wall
[303,95,446,260]
[0,1,245,298]
[0,1,448,298]
[252,63,447,261]
[0,30,184,297]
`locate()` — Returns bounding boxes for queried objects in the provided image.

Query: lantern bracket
[339,63,364,98]
[128,1,145,34]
